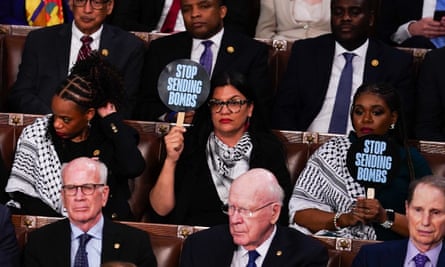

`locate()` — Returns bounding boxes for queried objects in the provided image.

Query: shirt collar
[70,215,104,241]
[72,21,103,43]
[406,239,443,266]
[192,27,224,51]
[237,225,277,259]
[334,38,369,59]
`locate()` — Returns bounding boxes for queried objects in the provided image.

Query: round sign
[346,135,400,191]
[158,59,211,112]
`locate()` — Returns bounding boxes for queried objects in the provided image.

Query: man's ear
[270,204,282,224]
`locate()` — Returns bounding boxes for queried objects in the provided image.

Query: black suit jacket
[376,0,436,48]
[23,218,157,267]
[352,239,445,266]
[273,34,415,134]
[8,23,145,118]
[416,47,445,141]
[135,30,271,121]
[179,224,328,267]
[0,205,19,267]
[109,0,257,36]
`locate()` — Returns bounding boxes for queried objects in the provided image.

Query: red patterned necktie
[77,36,93,62]
[160,0,181,33]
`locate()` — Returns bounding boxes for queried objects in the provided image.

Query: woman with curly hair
[5,53,145,221]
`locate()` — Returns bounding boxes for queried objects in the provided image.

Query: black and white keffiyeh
[5,115,64,214]
[289,135,376,240]
[207,131,252,204]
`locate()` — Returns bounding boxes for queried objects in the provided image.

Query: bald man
[180,168,328,267]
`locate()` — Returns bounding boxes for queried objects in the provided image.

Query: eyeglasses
[62,183,105,196]
[222,202,275,218]
[208,99,251,113]
[73,0,110,10]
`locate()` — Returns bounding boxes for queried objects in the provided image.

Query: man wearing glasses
[180,168,328,267]
[22,157,157,267]
[8,0,144,119]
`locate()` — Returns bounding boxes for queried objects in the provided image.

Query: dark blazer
[23,218,157,267]
[8,23,145,118]
[109,0,258,36]
[180,224,328,267]
[135,30,271,121]
[376,0,436,48]
[415,47,445,141]
[273,34,415,134]
[352,239,445,266]
[0,205,19,267]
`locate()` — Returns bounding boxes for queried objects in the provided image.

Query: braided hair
[55,51,126,112]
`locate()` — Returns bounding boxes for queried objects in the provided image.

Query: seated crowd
[1,0,445,266]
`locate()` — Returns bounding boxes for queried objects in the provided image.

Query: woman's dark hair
[351,83,416,181]
[55,51,126,112]
[190,71,270,146]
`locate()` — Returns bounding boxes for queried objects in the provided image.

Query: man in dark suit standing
[179,168,328,267]
[376,0,445,49]
[135,0,271,123]
[353,175,445,266]
[23,157,157,267]
[8,0,145,118]
[273,0,414,135]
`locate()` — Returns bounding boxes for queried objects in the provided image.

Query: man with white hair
[180,168,328,267]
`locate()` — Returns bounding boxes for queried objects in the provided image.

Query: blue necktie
[199,40,213,75]
[246,250,260,267]
[413,253,429,267]
[329,52,355,134]
[432,0,445,48]
[74,233,92,267]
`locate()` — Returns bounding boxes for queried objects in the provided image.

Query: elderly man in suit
[273,0,414,136]
[8,0,144,118]
[23,157,157,267]
[179,168,328,267]
[135,0,271,123]
[353,175,445,266]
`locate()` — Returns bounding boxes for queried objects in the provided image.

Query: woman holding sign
[289,83,431,241]
[149,71,291,226]
[5,53,145,221]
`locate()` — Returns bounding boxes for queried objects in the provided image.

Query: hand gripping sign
[158,59,211,126]
[346,135,400,199]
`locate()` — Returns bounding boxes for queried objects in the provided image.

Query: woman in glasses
[149,71,291,226]
[5,53,145,221]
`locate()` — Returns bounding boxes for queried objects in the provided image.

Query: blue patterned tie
[329,52,355,134]
[413,253,429,267]
[74,233,92,267]
[199,40,213,75]
[246,250,260,267]
[432,0,445,48]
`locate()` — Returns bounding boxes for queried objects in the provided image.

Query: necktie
[77,36,93,62]
[74,233,92,267]
[246,250,260,267]
[160,0,181,33]
[432,0,445,48]
[413,253,429,267]
[328,52,355,134]
[199,40,213,75]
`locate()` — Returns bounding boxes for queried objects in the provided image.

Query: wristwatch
[380,209,395,229]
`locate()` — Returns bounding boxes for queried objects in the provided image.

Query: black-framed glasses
[208,99,251,113]
[222,202,275,217]
[73,0,110,10]
[62,183,105,196]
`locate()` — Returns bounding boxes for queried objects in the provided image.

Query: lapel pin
[114,243,120,249]
[93,149,101,157]
[101,49,109,57]
[226,46,235,54]
[371,59,379,67]
[276,250,282,256]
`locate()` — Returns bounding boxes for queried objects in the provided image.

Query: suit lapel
[436,240,445,265]
[212,30,236,77]
[56,25,72,79]
[54,219,74,266]
[101,218,122,263]
[262,226,288,266]
[363,38,383,82]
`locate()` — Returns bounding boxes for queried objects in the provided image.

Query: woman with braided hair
[5,53,145,221]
